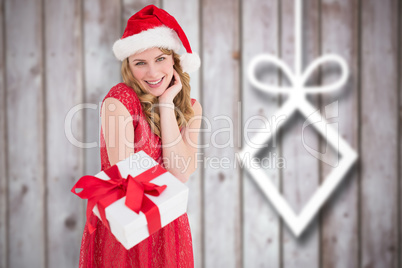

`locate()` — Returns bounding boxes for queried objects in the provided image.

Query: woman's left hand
[159,69,182,104]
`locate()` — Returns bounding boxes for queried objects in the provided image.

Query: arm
[101,97,135,167]
[159,100,202,183]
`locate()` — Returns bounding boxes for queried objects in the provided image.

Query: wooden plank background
[0,0,7,267]
[242,1,281,267]
[202,0,241,267]
[360,1,399,267]
[5,0,46,267]
[320,0,359,267]
[0,0,400,267]
[45,0,85,267]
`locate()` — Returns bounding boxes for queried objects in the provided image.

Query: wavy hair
[121,48,194,138]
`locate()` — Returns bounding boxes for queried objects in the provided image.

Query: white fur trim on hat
[113,26,181,61]
[180,52,201,73]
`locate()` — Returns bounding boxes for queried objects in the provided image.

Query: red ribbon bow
[71,164,167,236]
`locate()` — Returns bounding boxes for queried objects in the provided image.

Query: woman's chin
[146,88,166,97]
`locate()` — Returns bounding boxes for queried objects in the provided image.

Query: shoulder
[101,97,132,118]
[104,83,139,102]
[102,83,141,115]
[191,98,202,115]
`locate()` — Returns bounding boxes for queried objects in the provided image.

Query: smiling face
[128,47,175,97]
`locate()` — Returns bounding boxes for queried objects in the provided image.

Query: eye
[135,62,145,66]
[157,57,165,62]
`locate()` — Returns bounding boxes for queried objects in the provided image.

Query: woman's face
[128,47,174,97]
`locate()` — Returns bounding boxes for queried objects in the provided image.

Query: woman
[79,5,202,267]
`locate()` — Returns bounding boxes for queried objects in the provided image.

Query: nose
[146,62,158,78]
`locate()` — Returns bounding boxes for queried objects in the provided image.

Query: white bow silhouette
[237,0,358,237]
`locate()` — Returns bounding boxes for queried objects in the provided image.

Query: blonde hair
[121,48,194,138]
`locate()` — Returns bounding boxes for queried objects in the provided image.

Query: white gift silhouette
[237,0,358,237]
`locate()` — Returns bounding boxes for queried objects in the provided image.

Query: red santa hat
[113,5,201,73]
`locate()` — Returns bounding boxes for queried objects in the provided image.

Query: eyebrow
[132,53,165,62]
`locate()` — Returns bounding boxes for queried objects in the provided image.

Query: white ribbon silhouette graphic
[237,0,358,237]
[248,53,348,94]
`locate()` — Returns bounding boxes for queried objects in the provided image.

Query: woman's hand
[159,69,182,104]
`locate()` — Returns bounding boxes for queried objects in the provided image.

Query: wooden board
[83,0,122,177]
[360,0,399,267]
[280,0,320,267]
[400,1,402,265]
[44,0,84,267]
[320,0,359,267]
[161,1,203,267]
[202,0,241,266]
[0,0,7,267]
[5,0,45,266]
[241,0,281,267]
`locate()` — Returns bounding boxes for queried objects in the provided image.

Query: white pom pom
[180,52,201,73]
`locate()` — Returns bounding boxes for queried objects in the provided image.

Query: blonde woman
[79,5,201,267]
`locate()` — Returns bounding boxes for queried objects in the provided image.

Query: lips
[146,76,164,86]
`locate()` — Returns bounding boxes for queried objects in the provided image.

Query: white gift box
[91,150,189,249]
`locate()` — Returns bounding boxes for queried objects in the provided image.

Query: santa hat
[113,5,201,73]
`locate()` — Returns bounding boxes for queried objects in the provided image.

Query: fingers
[173,69,182,86]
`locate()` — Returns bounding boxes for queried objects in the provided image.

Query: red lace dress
[79,83,195,267]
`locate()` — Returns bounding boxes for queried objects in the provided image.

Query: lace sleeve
[101,83,141,129]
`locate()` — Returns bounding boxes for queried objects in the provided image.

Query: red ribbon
[71,164,167,236]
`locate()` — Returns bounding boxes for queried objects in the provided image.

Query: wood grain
[280,0,320,267]
[162,1,202,267]
[399,0,402,265]
[83,0,122,176]
[0,0,7,267]
[0,2,400,267]
[122,0,160,29]
[5,0,45,266]
[360,0,399,267]
[320,0,359,267]
[44,0,84,267]
[241,0,281,267]
[202,0,241,266]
